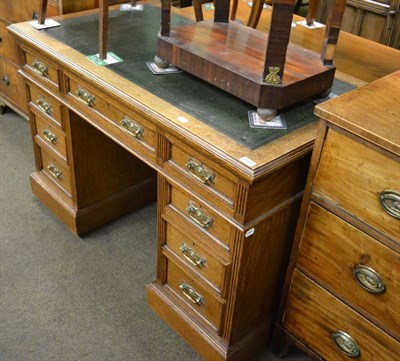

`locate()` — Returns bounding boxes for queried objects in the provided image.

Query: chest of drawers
[0,0,97,117]
[274,71,400,360]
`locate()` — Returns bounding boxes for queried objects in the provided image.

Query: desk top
[9,1,400,180]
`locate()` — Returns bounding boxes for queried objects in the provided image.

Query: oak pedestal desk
[7,3,400,361]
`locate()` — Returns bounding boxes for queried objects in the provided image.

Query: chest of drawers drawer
[314,129,400,243]
[283,270,399,361]
[298,202,400,339]
[65,74,157,161]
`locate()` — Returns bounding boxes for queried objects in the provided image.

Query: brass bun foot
[154,55,169,69]
[257,107,277,121]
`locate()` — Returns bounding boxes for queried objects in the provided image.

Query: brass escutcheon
[353,264,385,294]
[332,331,360,358]
[378,190,400,219]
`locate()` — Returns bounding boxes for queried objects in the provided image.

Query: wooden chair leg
[306,0,320,25]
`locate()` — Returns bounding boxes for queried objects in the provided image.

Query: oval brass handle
[75,88,95,107]
[378,190,400,219]
[42,129,57,144]
[47,164,63,180]
[36,98,53,115]
[186,159,215,185]
[32,61,48,76]
[180,243,206,268]
[332,331,360,357]
[180,282,204,305]
[120,117,144,139]
[353,264,385,294]
[186,201,213,229]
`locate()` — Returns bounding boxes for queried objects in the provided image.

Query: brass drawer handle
[75,88,95,107]
[186,201,213,229]
[36,98,53,116]
[47,164,63,180]
[378,190,400,219]
[32,60,48,76]
[42,129,57,144]
[186,159,215,185]
[332,331,360,358]
[120,116,144,139]
[353,264,385,294]
[180,282,204,305]
[180,243,207,268]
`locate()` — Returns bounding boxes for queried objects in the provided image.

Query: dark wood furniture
[273,71,400,360]
[7,2,400,360]
[156,0,346,120]
[0,0,98,117]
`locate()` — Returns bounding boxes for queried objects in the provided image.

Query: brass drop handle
[32,60,48,76]
[378,190,400,219]
[180,282,204,305]
[120,116,144,139]
[186,159,215,185]
[75,88,95,107]
[353,264,385,294]
[42,129,57,144]
[36,98,53,115]
[180,243,206,268]
[332,331,361,358]
[186,201,213,229]
[47,164,63,180]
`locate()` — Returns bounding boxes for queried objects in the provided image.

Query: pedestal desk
[8,2,400,360]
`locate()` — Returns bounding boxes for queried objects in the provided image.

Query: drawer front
[23,49,60,89]
[169,186,233,249]
[164,222,226,293]
[166,260,224,329]
[66,75,157,160]
[28,85,63,127]
[0,58,28,112]
[298,202,400,339]
[283,270,400,361]
[0,18,19,64]
[165,138,237,217]
[0,1,39,23]
[315,129,400,242]
[33,110,68,162]
[40,148,72,197]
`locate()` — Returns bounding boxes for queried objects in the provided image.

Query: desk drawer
[32,110,68,162]
[166,260,224,330]
[66,75,157,160]
[39,148,72,197]
[28,85,63,128]
[0,58,27,112]
[0,18,19,64]
[23,48,60,90]
[168,185,234,250]
[164,136,237,217]
[298,202,400,339]
[314,129,400,243]
[283,270,400,361]
[164,221,228,293]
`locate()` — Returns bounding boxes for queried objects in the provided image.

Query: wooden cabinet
[0,0,97,117]
[274,71,400,359]
[317,0,400,48]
